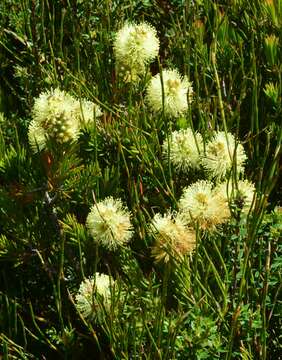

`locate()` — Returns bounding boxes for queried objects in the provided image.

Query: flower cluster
[28,88,102,152]
[201,131,247,180]
[114,23,193,116]
[153,126,252,252]
[179,180,230,230]
[146,69,193,118]
[75,273,113,319]
[151,212,196,263]
[215,180,255,214]
[114,22,159,81]
[25,20,257,275]
[162,129,247,179]
[86,197,133,250]
[74,98,102,126]
[177,178,256,231]
[162,128,203,172]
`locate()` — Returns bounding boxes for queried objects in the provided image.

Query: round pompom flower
[179,180,230,230]
[146,69,193,118]
[86,197,133,250]
[75,273,113,319]
[114,22,159,77]
[162,128,203,172]
[151,212,196,263]
[215,180,255,214]
[31,88,80,144]
[29,89,102,152]
[201,131,247,180]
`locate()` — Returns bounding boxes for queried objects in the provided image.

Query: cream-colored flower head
[215,180,255,214]
[146,69,193,117]
[29,89,102,152]
[179,180,230,230]
[201,131,247,180]
[74,99,102,127]
[114,22,159,78]
[163,128,203,172]
[31,88,80,145]
[236,180,256,212]
[151,211,196,263]
[86,197,133,250]
[75,273,113,318]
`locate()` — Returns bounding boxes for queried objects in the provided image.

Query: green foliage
[0,0,282,359]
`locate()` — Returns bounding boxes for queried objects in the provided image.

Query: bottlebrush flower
[146,69,193,117]
[75,273,113,318]
[151,212,196,263]
[86,197,133,250]
[162,128,203,172]
[201,131,247,180]
[179,180,230,230]
[114,22,159,79]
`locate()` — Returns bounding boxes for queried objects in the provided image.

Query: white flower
[86,197,133,250]
[236,180,255,212]
[163,128,203,172]
[31,88,80,144]
[29,89,103,152]
[114,22,159,78]
[75,99,102,126]
[146,69,193,117]
[215,180,255,214]
[75,273,113,318]
[151,211,196,263]
[179,180,230,230]
[201,131,247,180]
